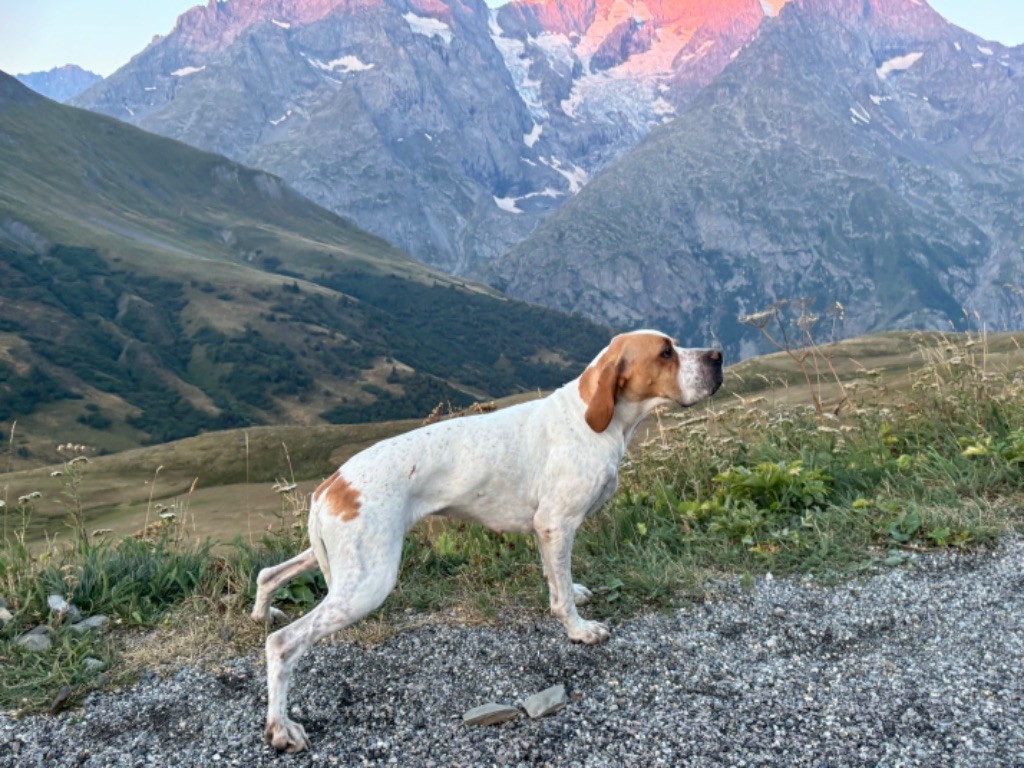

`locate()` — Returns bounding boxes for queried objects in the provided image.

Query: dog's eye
[660,348,673,360]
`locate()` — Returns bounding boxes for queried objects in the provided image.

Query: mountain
[16,65,102,102]
[489,0,1024,357]
[0,72,608,461]
[73,0,783,274]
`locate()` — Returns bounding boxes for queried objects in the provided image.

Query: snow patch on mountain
[489,16,547,118]
[305,55,375,73]
[651,97,675,117]
[493,187,563,214]
[404,13,453,44]
[494,196,523,214]
[559,70,670,133]
[171,65,206,77]
[876,52,923,79]
[524,123,543,148]
[540,156,588,194]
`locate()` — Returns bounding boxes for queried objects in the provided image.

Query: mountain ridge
[487,0,1024,356]
[72,0,787,274]
[0,71,609,462]
[15,64,101,103]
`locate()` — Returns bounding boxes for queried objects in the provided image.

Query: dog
[251,330,723,752]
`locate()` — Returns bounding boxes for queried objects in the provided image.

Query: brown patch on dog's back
[313,472,361,522]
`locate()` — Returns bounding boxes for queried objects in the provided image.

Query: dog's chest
[586,473,619,518]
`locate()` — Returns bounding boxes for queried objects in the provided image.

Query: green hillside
[5,330,1021,547]
[0,72,608,465]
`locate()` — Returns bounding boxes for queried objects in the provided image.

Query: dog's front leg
[534,514,609,644]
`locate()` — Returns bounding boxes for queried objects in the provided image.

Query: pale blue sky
[0,0,1021,77]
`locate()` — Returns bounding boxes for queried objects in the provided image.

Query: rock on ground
[2,537,1024,767]
[522,684,567,719]
[462,703,520,726]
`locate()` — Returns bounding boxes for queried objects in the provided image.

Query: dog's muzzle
[702,349,724,395]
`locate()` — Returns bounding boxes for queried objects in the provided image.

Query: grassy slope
[0,72,609,463]
[4,331,1021,548]
[0,74,419,281]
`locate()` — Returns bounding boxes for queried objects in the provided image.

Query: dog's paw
[251,606,288,625]
[265,717,311,753]
[567,618,610,645]
[572,583,593,606]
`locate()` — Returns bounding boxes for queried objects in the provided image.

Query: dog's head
[578,330,723,433]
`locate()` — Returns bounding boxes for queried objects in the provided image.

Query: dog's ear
[583,357,624,433]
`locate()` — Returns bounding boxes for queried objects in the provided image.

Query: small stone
[83,657,105,673]
[69,615,109,634]
[17,632,53,652]
[522,684,567,719]
[47,594,82,622]
[0,607,13,625]
[462,702,520,726]
[26,624,52,637]
[772,607,786,618]
[47,594,69,613]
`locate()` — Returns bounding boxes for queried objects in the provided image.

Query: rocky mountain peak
[12,65,100,104]
[170,0,370,52]
[785,0,949,41]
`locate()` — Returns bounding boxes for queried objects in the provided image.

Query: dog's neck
[604,394,673,447]
[555,378,671,451]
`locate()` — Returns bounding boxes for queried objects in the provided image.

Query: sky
[0,0,1022,77]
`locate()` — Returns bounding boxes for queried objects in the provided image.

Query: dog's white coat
[252,330,723,752]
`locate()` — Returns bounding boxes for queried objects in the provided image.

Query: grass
[1,331,1023,714]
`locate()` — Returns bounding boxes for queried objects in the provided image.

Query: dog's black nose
[703,349,724,394]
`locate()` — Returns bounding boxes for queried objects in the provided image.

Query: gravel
[3,536,1024,767]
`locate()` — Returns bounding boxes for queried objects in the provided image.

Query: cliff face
[74,0,781,273]
[488,0,1024,356]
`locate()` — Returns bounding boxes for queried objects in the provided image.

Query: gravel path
[3,537,1024,768]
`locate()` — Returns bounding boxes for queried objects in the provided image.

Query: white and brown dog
[251,330,723,752]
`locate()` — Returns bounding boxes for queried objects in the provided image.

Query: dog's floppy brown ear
[583,358,623,433]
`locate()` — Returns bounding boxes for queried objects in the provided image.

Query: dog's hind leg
[251,548,319,624]
[263,533,403,753]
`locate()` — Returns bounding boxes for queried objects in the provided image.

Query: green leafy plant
[961,427,1024,466]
